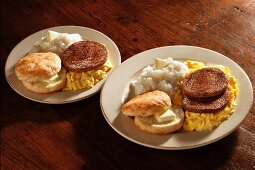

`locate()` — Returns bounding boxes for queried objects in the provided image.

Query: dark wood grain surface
[1,0,255,169]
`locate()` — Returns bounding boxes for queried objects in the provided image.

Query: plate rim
[100,45,253,150]
[5,25,121,104]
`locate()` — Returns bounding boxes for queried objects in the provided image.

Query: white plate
[5,26,121,104]
[100,45,253,150]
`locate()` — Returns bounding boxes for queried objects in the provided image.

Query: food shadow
[72,94,123,169]
[1,74,77,129]
[75,101,238,170]
[161,131,238,170]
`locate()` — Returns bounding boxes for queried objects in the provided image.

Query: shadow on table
[73,98,238,169]
[1,78,77,129]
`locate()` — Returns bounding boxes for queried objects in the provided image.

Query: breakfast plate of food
[100,45,253,150]
[5,26,121,104]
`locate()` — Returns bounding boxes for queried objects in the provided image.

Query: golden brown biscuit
[15,52,61,82]
[121,91,171,117]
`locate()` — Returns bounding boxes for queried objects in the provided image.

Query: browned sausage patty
[182,90,229,113]
[182,68,228,98]
[60,41,108,72]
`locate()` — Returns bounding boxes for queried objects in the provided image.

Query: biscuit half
[134,106,184,135]
[22,68,66,93]
[15,52,61,82]
[121,91,171,117]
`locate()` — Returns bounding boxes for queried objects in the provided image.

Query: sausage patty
[182,90,229,113]
[60,40,108,72]
[182,68,228,98]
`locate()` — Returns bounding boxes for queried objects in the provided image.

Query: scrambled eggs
[173,60,238,131]
[63,60,112,91]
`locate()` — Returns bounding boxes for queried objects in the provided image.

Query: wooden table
[1,0,255,169]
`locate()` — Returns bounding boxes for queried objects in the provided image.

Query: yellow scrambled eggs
[173,60,238,131]
[63,60,112,91]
